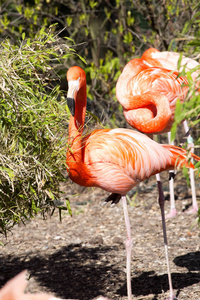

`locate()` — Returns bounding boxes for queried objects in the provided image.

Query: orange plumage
[116,58,189,133]
[142,47,200,82]
[66,66,199,195]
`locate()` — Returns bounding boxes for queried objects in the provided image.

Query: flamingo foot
[102,193,121,206]
[184,205,198,215]
[165,290,179,300]
[165,208,177,219]
[95,297,111,300]
[165,295,179,300]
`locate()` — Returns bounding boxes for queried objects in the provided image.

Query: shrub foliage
[0,28,72,234]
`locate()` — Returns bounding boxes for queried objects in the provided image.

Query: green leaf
[182,165,190,185]
[0,167,15,180]
[174,99,183,123]
[64,37,75,44]
[186,71,193,82]
[66,199,72,216]
[188,40,200,46]
[22,32,26,40]
[39,27,46,36]
[27,38,31,46]
[195,161,200,169]
[30,186,37,195]
[76,54,87,64]
[170,122,177,141]
[177,53,183,71]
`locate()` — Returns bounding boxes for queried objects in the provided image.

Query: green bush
[0,27,73,234]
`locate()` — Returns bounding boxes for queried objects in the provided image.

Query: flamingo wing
[142,48,199,80]
[82,128,174,194]
[116,66,189,133]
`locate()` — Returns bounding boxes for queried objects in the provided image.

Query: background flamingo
[66,66,200,300]
[116,56,198,218]
[141,47,199,217]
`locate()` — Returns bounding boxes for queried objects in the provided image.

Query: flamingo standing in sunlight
[66,66,200,300]
[116,56,199,218]
[141,47,199,217]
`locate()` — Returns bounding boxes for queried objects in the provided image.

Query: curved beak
[67,97,75,117]
[66,78,80,117]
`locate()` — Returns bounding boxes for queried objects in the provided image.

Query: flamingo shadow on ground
[0,245,199,300]
[118,270,200,299]
[173,251,200,271]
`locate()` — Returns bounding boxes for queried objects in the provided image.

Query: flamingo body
[142,47,199,81]
[116,58,188,134]
[139,48,199,217]
[67,127,195,194]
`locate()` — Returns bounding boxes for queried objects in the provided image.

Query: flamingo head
[66,66,86,116]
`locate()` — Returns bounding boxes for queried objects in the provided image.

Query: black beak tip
[67,97,75,117]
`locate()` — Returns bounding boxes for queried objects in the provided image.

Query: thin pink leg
[165,132,177,219]
[122,195,133,300]
[186,167,198,213]
[156,174,178,300]
[183,120,198,214]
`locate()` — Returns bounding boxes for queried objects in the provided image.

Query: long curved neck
[123,92,172,133]
[116,59,149,106]
[68,84,87,162]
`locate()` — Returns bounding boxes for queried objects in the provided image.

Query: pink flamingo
[116,56,198,218]
[141,47,199,217]
[66,66,200,300]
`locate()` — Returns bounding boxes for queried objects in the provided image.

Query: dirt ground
[0,171,200,300]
